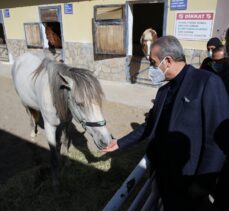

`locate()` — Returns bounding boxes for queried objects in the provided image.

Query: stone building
[0,0,228,83]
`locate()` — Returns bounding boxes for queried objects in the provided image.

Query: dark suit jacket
[118,65,229,175]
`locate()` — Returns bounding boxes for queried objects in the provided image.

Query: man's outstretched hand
[101,139,119,152]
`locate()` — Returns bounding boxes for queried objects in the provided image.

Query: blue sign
[64,4,73,14]
[170,0,188,10]
[4,9,10,18]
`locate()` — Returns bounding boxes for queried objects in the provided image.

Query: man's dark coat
[118,65,229,175]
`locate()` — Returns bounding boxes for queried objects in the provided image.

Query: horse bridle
[67,92,106,129]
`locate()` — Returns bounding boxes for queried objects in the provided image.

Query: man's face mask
[208,49,213,58]
[148,57,168,85]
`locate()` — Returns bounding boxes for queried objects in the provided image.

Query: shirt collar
[168,64,189,89]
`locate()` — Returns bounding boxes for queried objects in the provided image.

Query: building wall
[127,0,218,84]
[3,6,39,39]
[167,0,217,50]
[212,0,229,40]
[62,0,126,81]
[3,0,125,42]
[2,0,127,81]
[0,0,220,82]
[3,0,219,47]
[62,0,124,43]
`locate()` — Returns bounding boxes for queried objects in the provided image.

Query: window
[39,7,62,52]
[24,23,43,48]
[95,6,124,21]
[93,5,126,55]
[24,6,63,55]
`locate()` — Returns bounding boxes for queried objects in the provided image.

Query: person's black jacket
[118,65,229,176]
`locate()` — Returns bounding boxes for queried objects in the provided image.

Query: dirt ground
[0,76,148,184]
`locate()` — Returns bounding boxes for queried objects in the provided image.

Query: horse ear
[58,72,74,90]
[150,29,158,41]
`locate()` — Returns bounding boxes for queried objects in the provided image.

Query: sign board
[64,4,73,14]
[175,12,214,40]
[170,0,188,10]
[4,9,10,18]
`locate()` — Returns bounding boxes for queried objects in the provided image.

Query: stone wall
[184,48,207,68]
[64,42,126,81]
[6,39,127,81]
[6,39,63,63]
[5,39,208,83]
[127,48,208,86]
[0,44,9,62]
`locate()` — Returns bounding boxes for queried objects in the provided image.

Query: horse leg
[60,123,71,156]
[60,123,72,167]
[54,123,71,169]
[44,121,60,192]
[27,107,40,138]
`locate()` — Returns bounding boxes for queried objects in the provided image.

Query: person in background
[102,36,229,211]
[200,37,223,72]
[201,38,229,94]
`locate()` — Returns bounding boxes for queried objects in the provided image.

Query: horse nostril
[110,134,114,139]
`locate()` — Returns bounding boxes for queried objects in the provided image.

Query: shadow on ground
[0,128,146,211]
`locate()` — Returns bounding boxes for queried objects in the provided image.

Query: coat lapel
[149,84,170,138]
[169,65,196,129]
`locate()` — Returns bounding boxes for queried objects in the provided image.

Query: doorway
[126,1,167,84]
[132,3,164,57]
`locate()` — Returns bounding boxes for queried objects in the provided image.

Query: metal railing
[103,156,163,211]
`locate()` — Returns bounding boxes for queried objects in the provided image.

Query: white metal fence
[103,156,163,211]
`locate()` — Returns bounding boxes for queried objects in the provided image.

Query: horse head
[45,25,62,48]
[58,71,112,149]
[140,28,157,60]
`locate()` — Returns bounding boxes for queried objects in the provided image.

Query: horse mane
[32,58,50,82]
[33,58,104,121]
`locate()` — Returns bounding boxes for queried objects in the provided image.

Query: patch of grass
[0,142,147,210]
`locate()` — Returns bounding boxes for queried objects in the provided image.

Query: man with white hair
[103,36,229,211]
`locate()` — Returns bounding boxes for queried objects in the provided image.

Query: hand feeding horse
[140,28,157,60]
[11,52,112,189]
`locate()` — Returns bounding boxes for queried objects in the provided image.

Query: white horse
[11,52,112,189]
[140,28,157,60]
